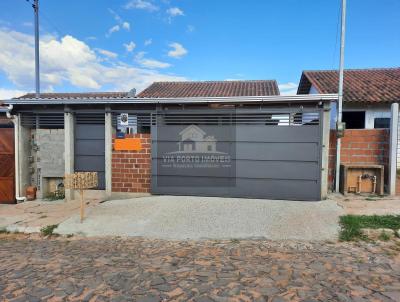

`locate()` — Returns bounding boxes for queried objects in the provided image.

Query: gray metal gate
[74,114,105,189]
[151,109,323,201]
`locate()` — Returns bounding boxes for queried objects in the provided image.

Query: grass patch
[378,231,391,241]
[0,228,10,234]
[339,215,400,241]
[40,224,58,236]
[44,190,65,201]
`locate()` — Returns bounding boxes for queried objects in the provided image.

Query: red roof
[17,92,130,99]
[297,67,400,103]
[137,80,279,98]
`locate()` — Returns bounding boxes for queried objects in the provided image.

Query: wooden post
[80,189,84,223]
[64,172,98,223]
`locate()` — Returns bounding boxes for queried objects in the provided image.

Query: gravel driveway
[56,196,343,240]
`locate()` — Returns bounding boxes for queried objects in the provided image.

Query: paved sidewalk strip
[0,235,399,301]
[56,196,343,240]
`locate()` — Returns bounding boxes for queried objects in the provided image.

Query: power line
[24,0,68,37]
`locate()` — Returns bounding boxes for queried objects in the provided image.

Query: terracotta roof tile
[297,67,400,103]
[137,80,279,98]
[17,92,130,99]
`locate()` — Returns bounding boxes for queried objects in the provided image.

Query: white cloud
[0,27,186,92]
[279,82,298,95]
[123,41,136,52]
[106,25,120,37]
[122,22,130,31]
[166,7,184,23]
[144,38,152,46]
[167,42,187,58]
[135,51,171,69]
[0,88,27,99]
[186,25,195,33]
[124,0,159,12]
[166,7,184,17]
[107,9,130,36]
[96,48,118,59]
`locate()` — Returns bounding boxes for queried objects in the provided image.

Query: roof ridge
[303,67,400,73]
[152,80,276,84]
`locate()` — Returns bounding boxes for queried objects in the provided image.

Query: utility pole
[33,0,40,97]
[335,0,347,192]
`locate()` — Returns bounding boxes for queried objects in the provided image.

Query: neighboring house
[137,80,280,98]
[0,103,15,204]
[297,67,400,129]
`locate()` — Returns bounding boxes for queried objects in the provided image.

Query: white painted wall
[328,103,391,129]
[309,84,392,129]
[365,109,391,128]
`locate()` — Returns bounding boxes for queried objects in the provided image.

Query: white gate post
[64,108,75,201]
[389,103,398,196]
[105,108,112,199]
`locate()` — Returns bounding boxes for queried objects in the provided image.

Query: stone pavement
[0,234,399,302]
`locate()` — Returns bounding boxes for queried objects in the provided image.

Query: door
[151,109,323,201]
[74,114,105,189]
[0,123,15,204]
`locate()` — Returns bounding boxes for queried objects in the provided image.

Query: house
[4,80,337,202]
[297,67,400,191]
[297,67,400,129]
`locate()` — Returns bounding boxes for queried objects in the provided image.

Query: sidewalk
[0,198,103,233]
[332,193,400,215]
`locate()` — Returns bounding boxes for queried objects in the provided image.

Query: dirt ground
[332,193,400,215]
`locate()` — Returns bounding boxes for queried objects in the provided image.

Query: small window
[342,111,365,129]
[374,118,390,129]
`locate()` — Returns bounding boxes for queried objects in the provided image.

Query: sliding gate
[151,109,324,201]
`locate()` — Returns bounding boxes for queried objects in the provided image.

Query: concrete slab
[0,198,103,233]
[56,195,343,240]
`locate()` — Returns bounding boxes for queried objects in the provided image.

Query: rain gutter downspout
[4,104,26,202]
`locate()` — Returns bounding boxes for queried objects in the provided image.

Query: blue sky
[0,0,399,98]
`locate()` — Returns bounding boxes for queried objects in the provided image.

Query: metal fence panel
[151,109,323,201]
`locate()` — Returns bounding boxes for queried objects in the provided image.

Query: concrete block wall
[31,129,65,198]
[328,129,389,190]
[111,134,151,193]
[36,129,65,177]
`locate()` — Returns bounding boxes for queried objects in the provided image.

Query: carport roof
[17,92,130,99]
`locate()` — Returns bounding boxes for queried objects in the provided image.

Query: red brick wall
[328,129,389,190]
[112,134,151,193]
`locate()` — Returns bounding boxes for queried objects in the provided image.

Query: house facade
[297,67,400,190]
[3,80,336,202]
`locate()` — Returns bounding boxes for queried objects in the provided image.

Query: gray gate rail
[151,108,323,201]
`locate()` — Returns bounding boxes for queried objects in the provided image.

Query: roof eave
[4,94,338,105]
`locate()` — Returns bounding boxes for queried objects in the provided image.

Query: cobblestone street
[1,234,400,302]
